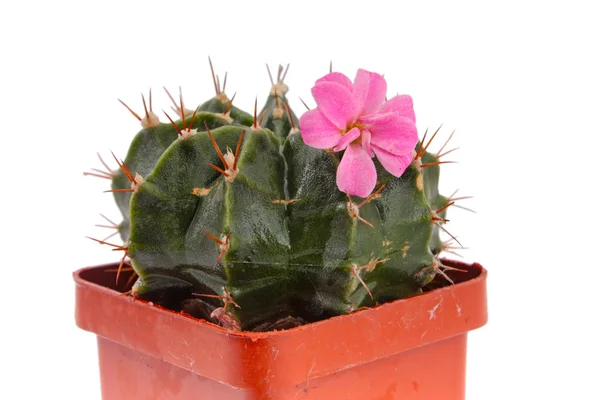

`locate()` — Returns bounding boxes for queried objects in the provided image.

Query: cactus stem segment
[346,194,373,228]
[436,130,456,159]
[299,97,311,111]
[86,236,129,284]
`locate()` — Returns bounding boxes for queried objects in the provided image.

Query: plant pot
[74,259,487,400]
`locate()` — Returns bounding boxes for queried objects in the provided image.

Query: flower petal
[372,145,413,177]
[381,95,416,122]
[361,129,373,157]
[336,143,377,198]
[299,109,343,149]
[334,127,361,152]
[353,69,387,115]
[316,72,353,91]
[312,82,357,129]
[369,114,418,155]
[358,111,397,126]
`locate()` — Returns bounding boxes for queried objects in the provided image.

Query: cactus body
[111,105,253,241]
[104,67,453,331]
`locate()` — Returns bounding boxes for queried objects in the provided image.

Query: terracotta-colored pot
[74,260,487,399]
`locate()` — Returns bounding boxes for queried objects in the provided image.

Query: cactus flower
[299,69,418,197]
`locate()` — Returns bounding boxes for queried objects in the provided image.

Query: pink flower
[299,69,418,198]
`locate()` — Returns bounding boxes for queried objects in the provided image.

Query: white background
[1,0,598,399]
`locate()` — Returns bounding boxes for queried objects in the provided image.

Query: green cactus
[89,63,461,331]
[110,87,253,241]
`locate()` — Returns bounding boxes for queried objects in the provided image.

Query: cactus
[87,61,466,331]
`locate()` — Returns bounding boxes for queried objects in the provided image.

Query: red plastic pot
[74,260,487,400]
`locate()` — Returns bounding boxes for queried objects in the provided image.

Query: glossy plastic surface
[75,260,487,399]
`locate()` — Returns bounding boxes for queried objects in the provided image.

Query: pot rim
[74,259,487,388]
